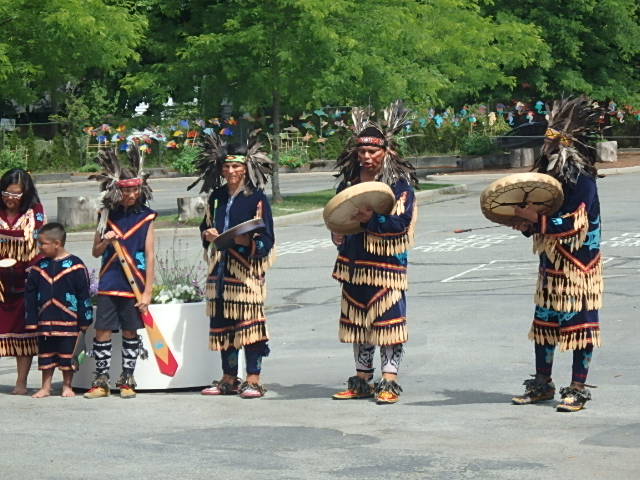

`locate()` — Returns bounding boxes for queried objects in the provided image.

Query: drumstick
[454,225,503,234]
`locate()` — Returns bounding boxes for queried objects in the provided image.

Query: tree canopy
[0,0,145,106]
[481,0,640,103]
[1,0,639,120]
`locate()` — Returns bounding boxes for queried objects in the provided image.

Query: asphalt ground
[1,169,639,479]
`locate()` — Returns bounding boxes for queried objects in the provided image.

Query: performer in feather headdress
[510,97,604,412]
[84,145,156,399]
[191,131,275,399]
[330,100,418,404]
[0,168,45,394]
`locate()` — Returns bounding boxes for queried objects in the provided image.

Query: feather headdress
[188,130,273,194]
[89,144,153,235]
[335,100,418,187]
[536,96,603,184]
[497,96,604,185]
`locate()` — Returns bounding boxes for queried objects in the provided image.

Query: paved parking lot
[1,170,638,479]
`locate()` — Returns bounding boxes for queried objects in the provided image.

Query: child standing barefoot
[25,223,93,398]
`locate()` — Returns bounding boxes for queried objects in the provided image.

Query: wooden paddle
[112,240,179,377]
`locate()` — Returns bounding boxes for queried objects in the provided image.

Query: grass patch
[271,183,451,216]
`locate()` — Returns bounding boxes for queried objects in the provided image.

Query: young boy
[25,223,93,398]
[84,147,156,399]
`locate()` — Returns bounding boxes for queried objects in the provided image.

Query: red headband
[117,178,143,188]
[357,136,385,146]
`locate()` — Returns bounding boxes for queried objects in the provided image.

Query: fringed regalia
[0,203,45,356]
[528,173,602,351]
[24,255,93,370]
[333,178,416,345]
[97,205,157,299]
[202,188,275,351]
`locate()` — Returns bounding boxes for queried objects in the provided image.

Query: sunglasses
[1,191,23,199]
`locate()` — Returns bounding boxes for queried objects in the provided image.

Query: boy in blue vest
[25,223,93,398]
[84,147,156,399]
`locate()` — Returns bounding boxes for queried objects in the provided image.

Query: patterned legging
[535,343,593,383]
[220,341,270,376]
[353,343,404,375]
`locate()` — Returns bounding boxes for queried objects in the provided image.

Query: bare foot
[11,386,28,395]
[61,387,76,398]
[32,388,51,398]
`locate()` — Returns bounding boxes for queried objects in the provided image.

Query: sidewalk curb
[66,184,469,241]
[599,165,640,175]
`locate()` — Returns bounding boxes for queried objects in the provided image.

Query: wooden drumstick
[454,225,503,233]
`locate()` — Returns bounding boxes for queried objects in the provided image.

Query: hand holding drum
[479,173,564,227]
[213,218,266,250]
[323,183,396,235]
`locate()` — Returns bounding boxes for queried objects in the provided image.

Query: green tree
[481,0,640,102]
[0,0,146,106]
[125,0,545,200]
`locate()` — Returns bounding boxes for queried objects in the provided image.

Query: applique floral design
[62,259,73,269]
[583,216,601,251]
[394,252,408,264]
[135,251,146,270]
[582,350,593,370]
[544,346,555,364]
[66,293,78,312]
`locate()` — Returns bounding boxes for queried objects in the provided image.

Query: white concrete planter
[596,140,618,163]
[73,302,217,390]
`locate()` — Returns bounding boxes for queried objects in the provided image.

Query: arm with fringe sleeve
[363,181,416,256]
[532,176,596,253]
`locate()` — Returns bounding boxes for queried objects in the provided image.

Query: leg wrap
[121,336,141,376]
[353,343,375,375]
[380,344,403,375]
[244,341,270,375]
[221,347,239,376]
[535,343,555,378]
[572,345,593,383]
[92,339,112,377]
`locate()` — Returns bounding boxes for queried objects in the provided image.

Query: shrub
[459,133,498,156]
[279,145,309,168]
[78,162,101,173]
[0,146,28,171]
[171,145,201,175]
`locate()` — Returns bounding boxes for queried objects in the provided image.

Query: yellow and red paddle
[112,240,179,377]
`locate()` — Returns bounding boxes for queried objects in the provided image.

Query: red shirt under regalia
[0,203,46,356]
[332,178,416,345]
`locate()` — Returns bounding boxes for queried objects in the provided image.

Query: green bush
[279,145,309,168]
[171,145,201,174]
[78,162,101,173]
[459,133,498,156]
[0,146,28,171]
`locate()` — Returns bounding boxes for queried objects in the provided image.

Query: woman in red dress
[0,168,46,394]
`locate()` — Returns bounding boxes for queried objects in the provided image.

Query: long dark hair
[0,168,41,214]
